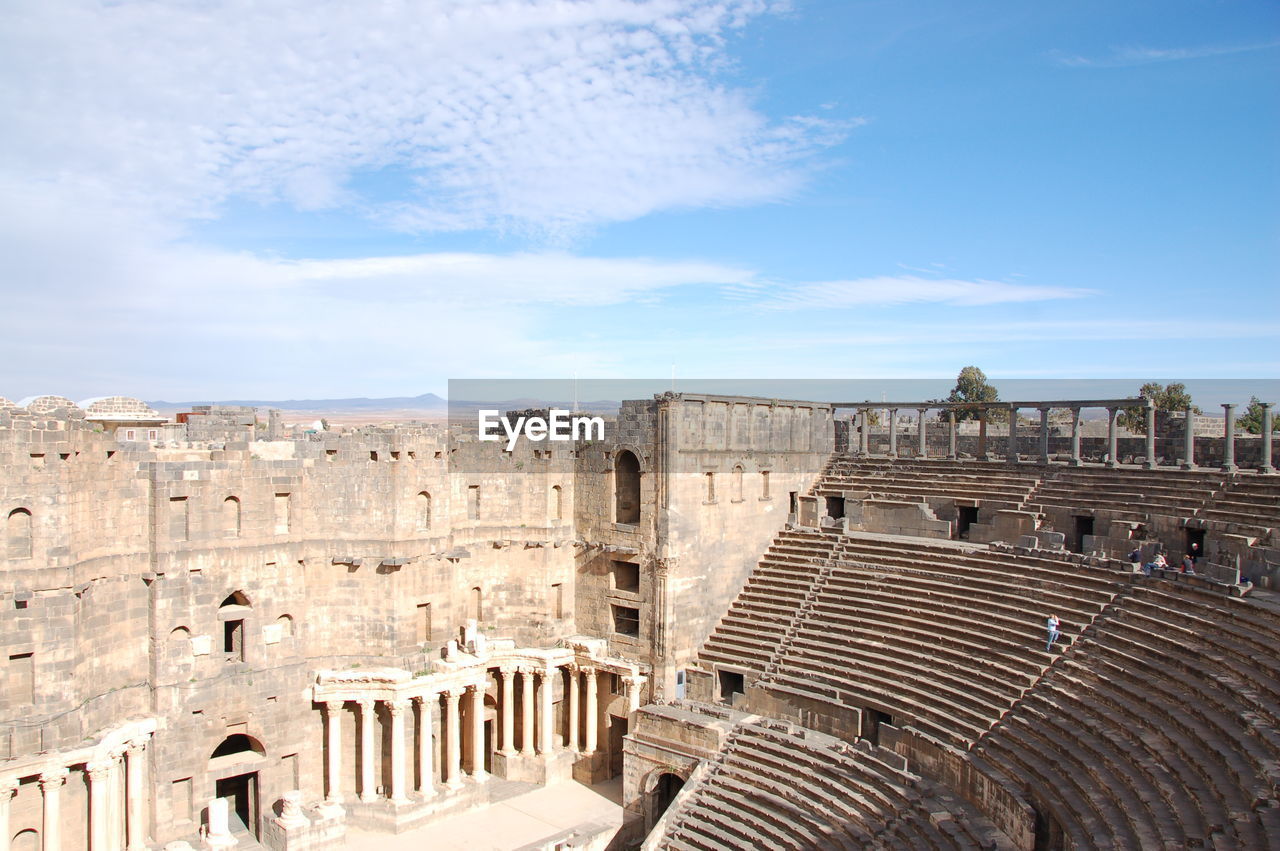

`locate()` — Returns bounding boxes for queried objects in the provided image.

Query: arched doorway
[210,734,266,837]
[650,771,685,826]
[615,451,641,524]
[11,829,39,851]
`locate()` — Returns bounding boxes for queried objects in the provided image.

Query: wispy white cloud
[1051,40,1280,68]
[0,0,848,237]
[721,276,1092,309]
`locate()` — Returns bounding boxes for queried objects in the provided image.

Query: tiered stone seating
[1022,466,1226,524]
[972,583,1280,848]
[760,534,1128,746]
[817,457,1043,511]
[660,712,1011,850]
[1199,475,1280,531]
[683,456,1280,849]
[697,529,838,673]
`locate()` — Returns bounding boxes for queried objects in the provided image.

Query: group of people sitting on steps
[1129,542,1198,577]
[1049,543,1205,652]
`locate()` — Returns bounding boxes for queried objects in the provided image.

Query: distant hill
[149,393,449,412]
[146,393,624,418]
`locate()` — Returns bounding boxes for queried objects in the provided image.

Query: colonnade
[0,733,151,851]
[845,399,1276,472]
[318,662,646,807]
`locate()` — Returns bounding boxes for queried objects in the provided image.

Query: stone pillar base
[493,750,574,785]
[259,800,347,851]
[571,750,613,785]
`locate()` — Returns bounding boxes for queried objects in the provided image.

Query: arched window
[732,465,744,502]
[550,485,563,522]
[417,491,432,531]
[219,591,251,661]
[615,451,641,524]
[705,472,716,503]
[11,829,39,851]
[470,586,482,621]
[276,614,294,637]
[210,734,266,760]
[223,496,241,538]
[7,507,32,559]
[169,626,191,640]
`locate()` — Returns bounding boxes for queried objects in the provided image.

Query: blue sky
[1,0,1276,401]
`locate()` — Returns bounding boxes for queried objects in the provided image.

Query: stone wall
[0,411,581,846]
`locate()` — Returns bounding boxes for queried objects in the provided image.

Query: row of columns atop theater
[843,399,1275,472]
[0,731,152,851]
[317,662,645,807]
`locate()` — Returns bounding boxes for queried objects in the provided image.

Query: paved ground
[344,777,626,851]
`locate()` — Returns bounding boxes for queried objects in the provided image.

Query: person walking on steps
[1045,614,1062,652]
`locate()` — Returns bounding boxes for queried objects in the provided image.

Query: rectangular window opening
[612,605,640,637]
[612,560,640,593]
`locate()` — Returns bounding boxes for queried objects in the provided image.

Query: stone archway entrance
[210,733,266,837]
[215,772,258,836]
[651,772,684,824]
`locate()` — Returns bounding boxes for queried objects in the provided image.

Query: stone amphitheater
[1,391,1277,851]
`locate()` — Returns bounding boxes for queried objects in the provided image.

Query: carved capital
[355,698,376,713]
[323,699,344,715]
[0,775,18,796]
[387,699,410,718]
[39,766,68,790]
[85,759,115,781]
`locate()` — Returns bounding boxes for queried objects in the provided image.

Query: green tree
[946,366,999,421]
[1118,382,1201,433]
[1237,397,1279,434]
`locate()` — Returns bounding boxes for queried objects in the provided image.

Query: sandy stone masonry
[2,390,1277,850]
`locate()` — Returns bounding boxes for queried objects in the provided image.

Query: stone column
[887,409,898,458]
[323,701,343,804]
[538,668,554,754]
[917,409,928,458]
[1261,403,1274,473]
[1007,406,1019,464]
[40,767,68,851]
[108,752,124,849]
[444,691,463,789]
[416,695,435,797]
[520,670,535,757]
[0,775,18,851]
[859,411,870,455]
[356,699,377,802]
[1144,401,1157,469]
[567,667,580,752]
[470,683,488,782]
[87,759,113,851]
[977,410,989,460]
[624,676,644,715]
[1106,407,1119,468]
[207,798,233,845]
[125,740,147,851]
[584,669,598,755]
[1069,408,1082,466]
[946,410,957,460]
[1038,408,1051,465]
[388,700,410,803]
[1182,406,1196,470]
[499,669,517,756]
[1222,404,1237,472]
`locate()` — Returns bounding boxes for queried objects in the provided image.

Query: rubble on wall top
[79,395,166,422]
[17,394,83,415]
